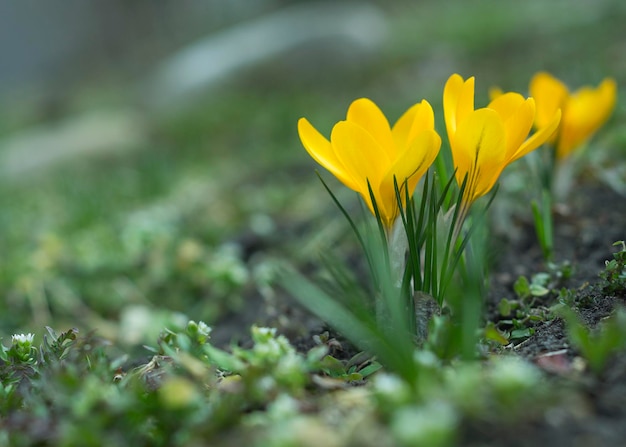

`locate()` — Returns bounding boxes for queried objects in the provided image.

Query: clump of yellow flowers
[530,72,616,161]
[299,73,563,230]
[292,71,616,350]
[298,98,441,229]
[444,74,561,206]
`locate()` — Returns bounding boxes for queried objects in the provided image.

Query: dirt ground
[476,180,626,446]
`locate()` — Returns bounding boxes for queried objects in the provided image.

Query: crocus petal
[515,109,561,162]
[444,74,475,138]
[346,98,396,161]
[298,118,360,191]
[377,129,441,226]
[597,77,618,117]
[504,99,536,162]
[391,100,436,149]
[452,109,506,202]
[299,97,441,228]
[529,72,569,130]
[557,77,617,158]
[488,93,535,161]
[488,92,527,121]
[380,130,442,223]
[331,120,388,205]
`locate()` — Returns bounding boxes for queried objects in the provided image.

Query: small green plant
[494,275,550,343]
[0,333,38,397]
[157,322,332,405]
[513,273,551,301]
[494,262,574,344]
[600,241,626,294]
[1,328,80,390]
[560,306,626,374]
[311,332,382,382]
[319,352,381,382]
[1,333,36,365]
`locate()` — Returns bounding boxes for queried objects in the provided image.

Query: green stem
[532,145,557,262]
[532,188,554,262]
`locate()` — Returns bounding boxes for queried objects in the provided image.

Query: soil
[474,181,626,447]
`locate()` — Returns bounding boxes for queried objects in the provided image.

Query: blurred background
[0,0,624,348]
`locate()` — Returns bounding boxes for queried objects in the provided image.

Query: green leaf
[359,362,383,378]
[529,284,550,297]
[513,276,530,299]
[484,322,509,345]
[346,372,363,382]
[498,298,512,317]
[277,264,418,383]
[320,355,346,375]
[510,328,534,340]
[203,344,246,373]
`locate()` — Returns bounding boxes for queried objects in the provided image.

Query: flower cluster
[300,76,528,224]
[288,70,616,366]
[445,74,560,204]
[530,72,616,160]
[299,72,616,227]
[298,98,441,228]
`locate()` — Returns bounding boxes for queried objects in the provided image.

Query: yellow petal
[391,100,435,150]
[488,92,527,121]
[516,109,561,162]
[384,130,441,202]
[444,74,475,139]
[529,72,569,130]
[452,109,506,202]
[331,120,389,206]
[488,93,535,161]
[506,100,536,162]
[346,98,396,161]
[298,118,361,191]
[378,130,441,223]
[557,77,617,159]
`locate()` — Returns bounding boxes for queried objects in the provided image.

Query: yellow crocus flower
[298,98,441,229]
[444,74,561,204]
[529,72,617,160]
